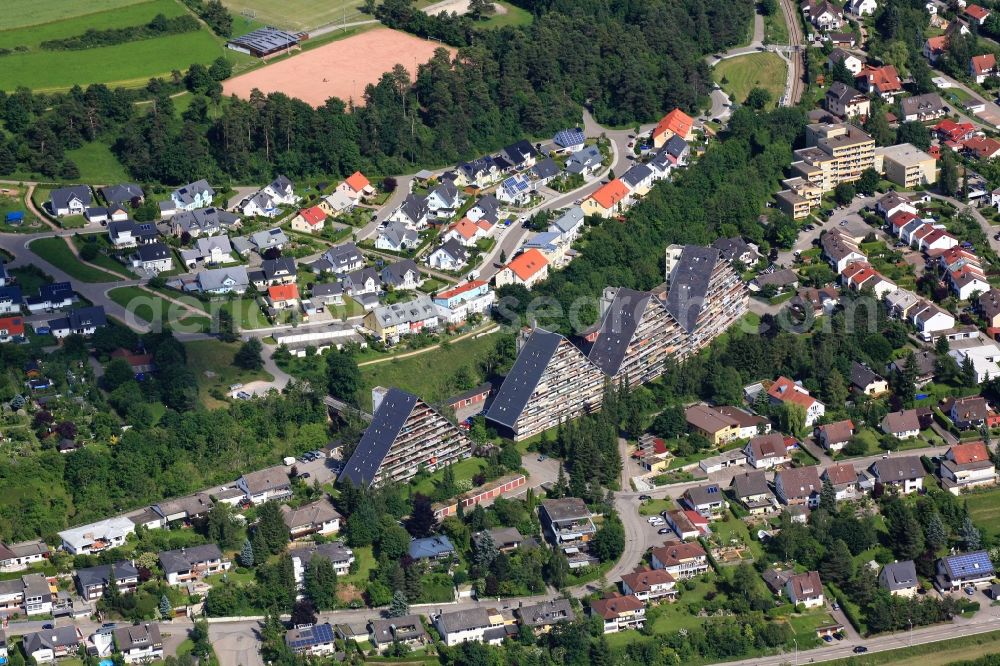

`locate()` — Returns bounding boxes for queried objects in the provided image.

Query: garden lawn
[0,193,44,233]
[711,514,764,559]
[965,486,1000,541]
[72,236,134,277]
[108,286,204,330]
[411,457,488,497]
[358,331,499,411]
[339,545,375,587]
[480,2,535,29]
[639,498,673,516]
[219,298,271,330]
[650,577,727,633]
[713,52,787,109]
[183,339,274,408]
[30,237,120,282]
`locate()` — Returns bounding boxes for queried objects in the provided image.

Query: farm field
[713,52,787,109]
[4,0,151,30]
[0,0,240,91]
[220,0,369,31]
[222,27,452,107]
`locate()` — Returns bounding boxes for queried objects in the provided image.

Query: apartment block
[776,177,823,220]
[338,387,473,487]
[794,123,875,191]
[876,143,937,188]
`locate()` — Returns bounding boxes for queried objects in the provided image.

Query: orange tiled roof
[0,316,24,336]
[652,108,694,140]
[966,4,990,20]
[506,249,548,281]
[436,280,487,300]
[767,376,817,410]
[971,54,997,75]
[298,205,326,225]
[267,283,299,302]
[345,171,370,193]
[450,217,480,240]
[589,178,629,209]
[950,441,990,464]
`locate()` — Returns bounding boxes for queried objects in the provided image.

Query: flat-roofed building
[876,143,937,188]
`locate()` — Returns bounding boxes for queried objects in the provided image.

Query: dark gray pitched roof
[24,627,79,654]
[664,134,689,158]
[75,561,139,590]
[137,243,171,262]
[485,329,563,429]
[436,238,469,262]
[870,455,924,482]
[380,259,420,287]
[399,195,429,223]
[621,164,652,189]
[532,157,560,180]
[50,185,92,211]
[850,361,883,389]
[158,544,224,574]
[338,388,418,487]
[731,470,771,498]
[881,560,917,590]
[261,257,297,281]
[666,245,722,333]
[587,288,652,376]
[99,184,143,206]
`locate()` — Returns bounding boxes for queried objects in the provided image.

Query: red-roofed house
[964,136,1000,160]
[816,420,854,452]
[443,218,488,247]
[621,568,677,603]
[581,179,630,218]
[934,119,977,143]
[923,35,948,63]
[940,441,997,494]
[109,348,155,373]
[338,171,374,200]
[650,541,709,578]
[291,206,327,233]
[965,4,991,24]
[971,54,998,83]
[786,571,825,608]
[494,249,549,289]
[0,316,25,343]
[767,376,826,426]
[589,595,646,633]
[889,210,919,236]
[651,109,695,147]
[266,283,300,309]
[920,228,958,252]
[856,65,902,99]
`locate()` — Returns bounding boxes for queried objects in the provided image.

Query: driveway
[210,621,265,666]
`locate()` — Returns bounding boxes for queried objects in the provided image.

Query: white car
[646,516,662,524]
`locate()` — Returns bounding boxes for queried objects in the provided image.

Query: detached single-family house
[553,128,586,153]
[731,470,778,515]
[195,267,249,295]
[133,243,173,274]
[651,109,695,146]
[880,560,918,597]
[775,466,822,507]
[369,615,430,650]
[285,624,336,657]
[767,376,826,426]
[786,571,824,608]
[282,498,341,539]
[581,179,629,218]
[0,316,25,344]
[59,516,135,555]
[825,82,870,119]
[565,146,603,176]
[745,433,791,469]
[22,626,82,663]
[434,608,510,646]
[900,93,947,122]
[856,65,902,100]
[950,395,990,429]
[650,541,709,579]
[971,54,998,83]
[75,561,139,600]
[515,599,575,634]
[494,249,549,289]
[851,362,889,395]
[939,441,997,494]
[869,456,925,494]
[389,195,430,230]
[589,595,646,634]
[266,283,300,310]
[822,463,862,502]
[291,206,327,233]
[171,179,214,211]
[313,242,364,276]
[113,623,163,664]
[427,239,470,271]
[338,171,374,200]
[49,186,92,217]
[548,207,585,243]
[237,465,291,504]
[375,221,419,252]
[621,568,677,603]
[426,182,463,218]
[816,420,854,452]
[381,260,422,291]
[159,544,231,585]
[100,184,144,208]
[0,540,48,573]
[682,484,726,517]
[48,306,107,339]
[936,550,994,591]
[880,409,922,440]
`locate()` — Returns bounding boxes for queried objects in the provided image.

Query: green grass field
[29,237,121,283]
[220,0,369,31]
[965,487,1000,541]
[479,1,534,28]
[183,339,274,408]
[358,331,499,411]
[109,286,206,329]
[64,143,131,183]
[411,457,488,497]
[0,0,242,91]
[713,52,787,109]
[4,0,152,30]
[763,8,789,44]
[72,236,135,278]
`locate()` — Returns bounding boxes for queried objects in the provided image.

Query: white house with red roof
[266,284,300,310]
[971,54,998,83]
[940,441,996,494]
[443,217,490,247]
[856,65,902,100]
[965,3,991,24]
[494,249,549,289]
[651,109,695,147]
[767,376,825,426]
[291,206,327,233]
[432,280,495,325]
[337,171,374,201]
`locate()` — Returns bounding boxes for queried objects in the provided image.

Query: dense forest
[0,0,751,184]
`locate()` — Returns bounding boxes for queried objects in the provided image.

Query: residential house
[966,3,991,24]
[59,516,134,555]
[565,146,604,176]
[195,266,249,295]
[730,471,778,514]
[621,568,677,603]
[338,171,374,200]
[49,186,91,217]
[828,48,864,75]
[911,300,956,337]
[311,282,344,306]
[381,260,422,291]
[249,228,288,254]
[497,174,532,205]
[532,157,561,187]
[786,571,825,608]
[473,527,525,554]
[848,0,877,16]
[99,184,144,208]
[170,207,240,237]
[493,249,549,288]
[948,338,1000,383]
[856,65,902,99]
[239,191,280,218]
[113,623,163,663]
[662,135,690,167]
[590,595,646,634]
[427,239,470,272]
[522,231,568,265]
[291,542,355,581]
[433,280,495,326]
[881,409,922,440]
[262,175,298,205]
[457,156,504,188]
[0,316,25,344]
[0,541,48,573]
[869,456,925,494]
[443,217,489,247]
[320,190,355,217]
[515,599,575,633]
[880,560,919,596]
[501,140,538,170]
[682,484,726,517]
[183,236,234,268]
[900,93,947,122]
[0,286,20,316]
[964,136,1000,160]
[939,441,997,494]
[369,615,429,650]
[48,306,107,339]
[826,82,870,119]
[75,561,139,600]
[851,361,889,395]
[285,624,336,657]
[822,463,862,502]
[767,376,826,426]
[978,288,1000,328]
[877,143,938,188]
[250,257,297,289]
[775,466,822,507]
[409,535,456,564]
[21,574,52,616]
[650,541,709,579]
[651,109,695,147]
[282,499,341,539]
[158,544,230,585]
[108,220,158,249]
[745,432,791,469]
[22,627,82,663]
[539,497,596,551]
[363,294,439,343]
[265,284,300,310]
[822,229,866,273]
[803,0,845,29]
[684,404,741,445]
[553,128,586,153]
[935,550,994,591]
[620,164,654,197]
[971,54,998,83]
[313,242,364,276]
[290,206,327,233]
[376,221,419,252]
[581,179,629,218]
[816,419,855,452]
[170,180,214,211]
[951,395,990,429]
[547,207,585,244]
[132,243,173,274]
[434,608,511,646]
[712,237,761,267]
[426,182,463,218]
[237,465,291,504]
[877,192,917,219]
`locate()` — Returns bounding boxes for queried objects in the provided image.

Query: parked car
[639,494,652,501]
[658,527,672,534]
[853,646,868,654]
[823,635,833,643]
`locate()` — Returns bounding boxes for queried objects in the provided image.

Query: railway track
[779,0,806,105]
